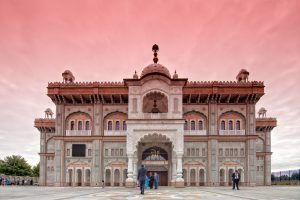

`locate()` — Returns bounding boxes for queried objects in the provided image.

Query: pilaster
[91,140,101,186]
[245,103,256,186]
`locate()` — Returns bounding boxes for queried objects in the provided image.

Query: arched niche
[218,111,246,130]
[183,111,208,130]
[65,112,92,131]
[103,111,128,130]
[142,91,168,113]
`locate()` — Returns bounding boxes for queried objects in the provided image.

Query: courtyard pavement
[0,186,299,200]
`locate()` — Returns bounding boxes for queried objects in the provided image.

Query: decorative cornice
[48,81,126,87]
[185,81,264,87]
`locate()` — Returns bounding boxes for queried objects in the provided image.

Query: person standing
[149,172,154,189]
[137,165,147,195]
[144,175,149,190]
[232,170,240,190]
[154,172,159,189]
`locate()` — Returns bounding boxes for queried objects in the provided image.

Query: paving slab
[0,186,299,200]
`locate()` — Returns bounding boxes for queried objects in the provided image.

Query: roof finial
[152,44,159,64]
[133,70,138,79]
[173,70,178,79]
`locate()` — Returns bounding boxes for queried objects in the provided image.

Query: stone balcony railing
[143,113,168,119]
[219,130,245,135]
[104,130,127,136]
[66,130,92,136]
[184,130,207,135]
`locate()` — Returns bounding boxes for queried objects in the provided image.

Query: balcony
[184,130,207,135]
[104,130,127,136]
[219,130,245,135]
[143,113,168,119]
[66,130,92,136]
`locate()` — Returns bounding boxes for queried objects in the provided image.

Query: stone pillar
[39,155,46,186]
[245,103,256,186]
[133,157,138,181]
[207,139,218,186]
[171,158,177,186]
[60,141,65,186]
[54,104,65,186]
[207,103,218,186]
[246,139,256,186]
[39,132,46,186]
[93,104,102,136]
[126,154,135,187]
[265,131,271,185]
[54,140,63,186]
[196,168,199,186]
[175,153,184,187]
[91,140,100,186]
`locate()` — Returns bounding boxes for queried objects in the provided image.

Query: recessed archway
[142,91,168,113]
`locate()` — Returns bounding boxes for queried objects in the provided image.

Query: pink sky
[0,0,299,171]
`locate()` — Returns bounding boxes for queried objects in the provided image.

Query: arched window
[191,120,196,130]
[184,121,188,130]
[78,121,83,130]
[221,120,225,130]
[108,121,113,130]
[115,121,120,130]
[70,121,75,130]
[198,120,203,130]
[236,120,241,130]
[123,121,127,130]
[228,120,233,130]
[85,121,90,130]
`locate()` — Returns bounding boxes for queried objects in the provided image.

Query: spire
[133,70,138,79]
[152,44,159,64]
[173,70,178,79]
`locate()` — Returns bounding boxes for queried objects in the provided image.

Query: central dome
[140,63,171,79]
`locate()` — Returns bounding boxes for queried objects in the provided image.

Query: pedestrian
[154,172,159,189]
[137,164,147,195]
[30,179,33,185]
[101,180,105,188]
[144,175,149,190]
[232,170,240,190]
[149,172,154,189]
[22,179,24,185]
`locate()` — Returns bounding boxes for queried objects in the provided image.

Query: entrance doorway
[146,171,168,186]
[140,145,170,186]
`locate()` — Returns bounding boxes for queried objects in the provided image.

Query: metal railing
[65,130,92,136]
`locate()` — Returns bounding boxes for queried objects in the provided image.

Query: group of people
[137,165,159,195]
[138,165,241,194]
[144,172,159,190]
[0,177,34,186]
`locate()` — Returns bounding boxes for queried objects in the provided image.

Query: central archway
[136,134,173,186]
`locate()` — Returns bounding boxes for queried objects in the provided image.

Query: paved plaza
[0,186,300,200]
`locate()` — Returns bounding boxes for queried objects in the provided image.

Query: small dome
[45,108,53,112]
[140,63,171,79]
[239,69,249,74]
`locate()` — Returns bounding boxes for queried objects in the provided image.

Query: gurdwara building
[34,45,277,187]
